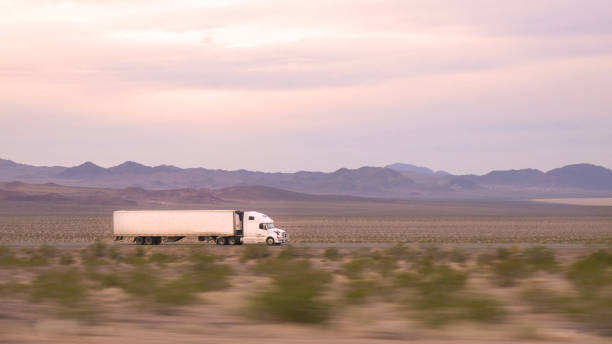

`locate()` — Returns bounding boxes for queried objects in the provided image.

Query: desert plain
[0,197,611,343]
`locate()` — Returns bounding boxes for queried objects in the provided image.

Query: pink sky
[1,0,611,174]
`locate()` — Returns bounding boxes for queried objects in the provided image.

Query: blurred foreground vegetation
[0,243,610,337]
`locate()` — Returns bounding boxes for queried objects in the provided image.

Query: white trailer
[113,210,288,245]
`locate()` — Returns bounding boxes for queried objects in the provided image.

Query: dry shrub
[277,246,311,260]
[522,246,557,272]
[395,263,504,326]
[344,280,380,304]
[0,246,19,267]
[37,245,58,258]
[491,257,530,287]
[448,248,470,263]
[0,246,49,267]
[250,259,332,323]
[566,249,612,295]
[485,246,559,287]
[341,258,372,279]
[59,252,75,265]
[122,246,148,265]
[148,252,177,265]
[29,268,97,320]
[521,285,612,336]
[323,247,341,260]
[240,245,271,262]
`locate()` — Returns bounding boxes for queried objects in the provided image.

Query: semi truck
[113,210,288,245]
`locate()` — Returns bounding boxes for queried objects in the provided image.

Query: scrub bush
[37,245,58,258]
[250,259,332,323]
[341,258,372,279]
[240,245,270,262]
[0,246,49,267]
[148,252,176,265]
[384,243,407,259]
[59,252,75,265]
[119,268,160,296]
[122,247,149,265]
[448,248,470,263]
[476,252,495,266]
[521,286,612,336]
[108,246,121,260]
[344,280,379,304]
[152,276,198,306]
[374,255,399,277]
[277,246,311,260]
[323,247,341,261]
[523,246,557,272]
[0,246,19,267]
[491,257,529,287]
[486,246,558,287]
[395,263,504,326]
[566,249,612,295]
[30,268,87,307]
[458,296,505,323]
[81,241,107,259]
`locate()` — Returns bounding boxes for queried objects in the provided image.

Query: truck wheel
[144,236,155,245]
[216,237,227,245]
[154,237,162,245]
[266,237,275,246]
[134,236,144,245]
[227,237,237,245]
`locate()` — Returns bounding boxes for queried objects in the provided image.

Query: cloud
[1,0,611,173]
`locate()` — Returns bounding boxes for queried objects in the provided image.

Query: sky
[1,0,611,174]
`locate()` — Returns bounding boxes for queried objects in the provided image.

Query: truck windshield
[265,223,275,230]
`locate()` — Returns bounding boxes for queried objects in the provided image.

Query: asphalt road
[3,241,608,250]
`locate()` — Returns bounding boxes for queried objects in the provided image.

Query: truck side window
[249,216,255,220]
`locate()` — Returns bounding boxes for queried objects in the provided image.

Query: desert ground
[533,198,612,207]
[0,198,611,343]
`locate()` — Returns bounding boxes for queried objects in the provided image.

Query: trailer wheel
[153,237,162,245]
[144,236,155,245]
[216,237,227,245]
[266,237,275,246]
[227,237,237,245]
[134,236,145,245]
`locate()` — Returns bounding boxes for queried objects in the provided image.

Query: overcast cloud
[1,0,611,174]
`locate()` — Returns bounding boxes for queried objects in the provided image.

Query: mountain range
[1,158,611,199]
[0,181,369,206]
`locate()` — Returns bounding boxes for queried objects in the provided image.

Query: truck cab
[242,211,288,245]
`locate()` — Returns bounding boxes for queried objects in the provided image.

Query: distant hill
[214,185,370,202]
[478,169,549,187]
[58,162,110,178]
[0,181,375,206]
[1,158,611,199]
[0,158,66,180]
[108,161,155,174]
[547,163,612,190]
[469,164,612,191]
[385,163,449,175]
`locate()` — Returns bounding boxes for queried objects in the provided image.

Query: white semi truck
[113,210,288,246]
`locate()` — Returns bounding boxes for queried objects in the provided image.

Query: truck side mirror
[259,223,264,229]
